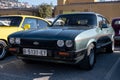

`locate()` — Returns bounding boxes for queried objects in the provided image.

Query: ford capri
[8,12,114,70]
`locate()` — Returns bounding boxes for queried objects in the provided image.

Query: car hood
[9,27,86,40]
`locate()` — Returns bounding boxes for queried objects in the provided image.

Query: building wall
[57,0,95,5]
[67,0,95,3]
[55,1,120,21]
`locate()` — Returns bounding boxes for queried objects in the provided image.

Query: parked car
[8,12,114,70]
[112,17,120,48]
[0,15,50,60]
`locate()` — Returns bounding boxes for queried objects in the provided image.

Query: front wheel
[0,40,7,60]
[80,43,96,70]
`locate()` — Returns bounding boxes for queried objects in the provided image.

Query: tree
[38,3,52,18]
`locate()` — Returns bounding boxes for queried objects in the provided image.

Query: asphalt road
[0,51,120,80]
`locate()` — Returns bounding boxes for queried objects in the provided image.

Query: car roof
[61,12,106,18]
[59,12,99,15]
[0,15,42,19]
[58,12,105,19]
[112,17,120,20]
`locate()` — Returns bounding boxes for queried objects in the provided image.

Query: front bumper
[9,47,86,64]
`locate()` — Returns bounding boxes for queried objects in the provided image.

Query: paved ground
[0,51,120,80]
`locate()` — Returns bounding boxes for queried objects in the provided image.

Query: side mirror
[102,24,108,28]
[23,24,30,30]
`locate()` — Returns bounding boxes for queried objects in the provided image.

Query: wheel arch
[87,39,96,48]
[86,39,97,53]
[0,39,8,46]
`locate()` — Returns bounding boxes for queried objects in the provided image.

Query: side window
[98,16,103,28]
[37,20,49,28]
[53,18,66,26]
[22,18,37,29]
[98,15,109,28]
[103,17,110,28]
[103,17,109,24]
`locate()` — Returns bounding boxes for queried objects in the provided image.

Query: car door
[96,15,112,48]
[101,17,113,46]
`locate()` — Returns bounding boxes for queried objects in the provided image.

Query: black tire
[0,40,7,60]
[80,43,96,70]
[105,42,113,53]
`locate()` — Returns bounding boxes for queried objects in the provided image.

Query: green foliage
[38,3,52,18]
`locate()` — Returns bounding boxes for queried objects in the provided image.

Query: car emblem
[33,41,39,45]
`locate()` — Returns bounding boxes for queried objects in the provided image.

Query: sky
[18,0,57,5]
[18,0,112,6]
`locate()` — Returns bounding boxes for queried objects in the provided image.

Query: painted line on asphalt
[0,59,20,68]
[104,57,120,80]
[0,72,31,79]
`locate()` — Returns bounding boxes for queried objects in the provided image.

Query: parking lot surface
[0,52,120,80]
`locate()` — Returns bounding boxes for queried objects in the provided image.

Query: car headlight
[65,40,73,47]
[57,40,64,47]
[15,38,21,44]
[9,38,15,44]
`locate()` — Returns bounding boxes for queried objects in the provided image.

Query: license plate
[23,48,47,56]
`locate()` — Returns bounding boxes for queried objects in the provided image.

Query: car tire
[105,42,113,53]
[80,43,96,70]
[0,40,7,60]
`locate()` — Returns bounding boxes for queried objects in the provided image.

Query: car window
[98,15,110,28]
[37,19,49,28]
[22,18,37,29]
[52,14,97,27]
[114,20,120,25]
[103,17,109,24]
[98,16,104,28]
[0,16,22,27]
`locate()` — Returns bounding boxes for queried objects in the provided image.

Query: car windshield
[52,14,97,27]
[0,16,22,27]
[114,20,120,25]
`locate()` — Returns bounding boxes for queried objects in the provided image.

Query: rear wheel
[0,40,7,60]
[80,43,96,70]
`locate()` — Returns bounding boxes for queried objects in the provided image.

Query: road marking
[0,72,31,79]
[33,76,50,80]
[0,59,20,68]
[104,57,120,80]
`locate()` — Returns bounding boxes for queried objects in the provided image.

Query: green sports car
[8,12,114,70]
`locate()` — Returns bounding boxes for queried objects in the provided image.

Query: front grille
[20,39,58,50]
